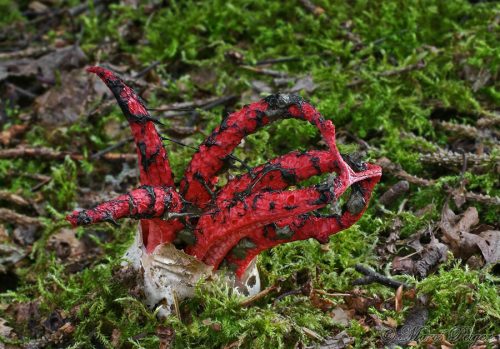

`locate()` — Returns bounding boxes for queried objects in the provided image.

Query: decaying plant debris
[0,0,499,348]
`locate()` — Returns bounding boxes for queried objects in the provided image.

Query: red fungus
[67,67,382,278]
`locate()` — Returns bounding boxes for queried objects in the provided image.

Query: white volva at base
[123,230,261,317]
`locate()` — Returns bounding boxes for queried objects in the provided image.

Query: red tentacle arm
[223,166,381,277]
[67,185,183,227]
[87,67,174,187]
[188,178,339,261]
[86,67,181,249]
[202,164,382,272]
[215,150,336,207]
[180,94,348,209]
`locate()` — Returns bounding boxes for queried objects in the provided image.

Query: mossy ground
[0,0,499,348]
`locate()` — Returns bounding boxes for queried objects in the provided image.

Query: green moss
[417,261,500,347]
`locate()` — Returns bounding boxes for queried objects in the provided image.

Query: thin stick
[133,61,160,79]
[0,208,41,226]
[90,137,134,160]
[240,284,278,307]
[0,190,31,207]
[352,264,409,289]
[347,61,426,87]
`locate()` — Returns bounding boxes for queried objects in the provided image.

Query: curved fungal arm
[67,186,183,226]
[202,164,382,272]
[87,67,179,248]
[215,150,337,207]
[87,66,174,187]
[189,175,341,261]
[180,94,348,209]
[219,167,381,277]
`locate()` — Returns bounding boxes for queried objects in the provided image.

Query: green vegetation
[0,0,499,348]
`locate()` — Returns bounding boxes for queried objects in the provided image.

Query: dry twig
[0,190,30,207]
[0,208,40,227]
[347,61,426,87]
[352,264,410,289]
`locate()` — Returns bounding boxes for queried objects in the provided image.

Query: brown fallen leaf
[35,69,110,126]
[440,203,499,264]
[317,331,354,349]
[330,307,352,326]
[0,45,87,83]
[157,325,175,349]
[477,230,500,264]
[392,236,448,278]
[0,242,26,273]
[0,318,14,338]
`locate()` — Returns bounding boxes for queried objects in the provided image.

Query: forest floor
[0,0,499,348]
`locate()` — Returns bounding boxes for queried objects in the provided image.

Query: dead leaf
[251,80,273,94]
[47,229,86,260]
[288,75,317,93]
[157,325,175,349]
[111,328,121,347]
[0,225,8,243]
[5,301,41,338]
[331,307,352,326]
[0,45,87,83]
[310,291,335,312]
[477,230,500,263]
[0,318,13,338]
[345,290,382,314]
[35,69,109,126]
[440,203,499,263]
[28,1,48,13]
[317,331,354,349]
[0,243,26,273]
[392,236,448,278]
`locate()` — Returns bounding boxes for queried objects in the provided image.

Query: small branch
[254,57,301,66]
[239,65,289,78]
[352,264,409,289]
[420,149,497,170]
[0,124,30,146]
[273,289,303,305]
[477,112,500,128]
[347,61,426,87]
[0,208,41,227]
[0,46,53,60]
[313,289,351,297]
[379,180,410,206]
[298,0,325,16]
[133,61,160,79]
[156,95,238,118]
[376,157,435,187]
[90,137,134,160]
[444,187,500,206]
[239,284,278,307]
[0,190,31,207]
[0,146,136,162]
[434,120,479,139]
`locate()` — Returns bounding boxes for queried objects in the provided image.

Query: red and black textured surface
[67,66,382,278]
